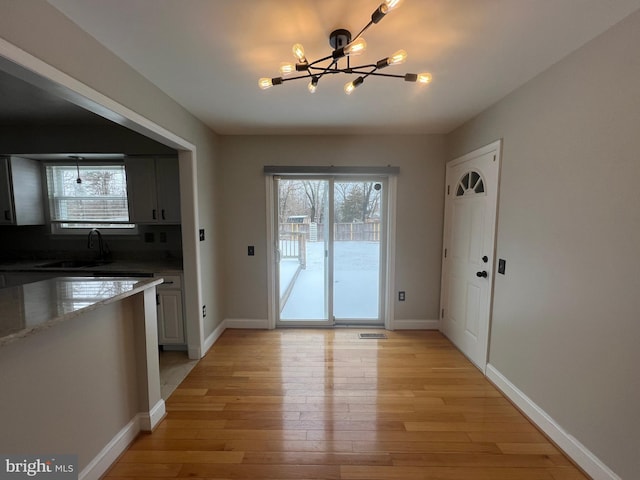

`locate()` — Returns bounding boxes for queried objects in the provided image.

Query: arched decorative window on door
[456,170,485,196]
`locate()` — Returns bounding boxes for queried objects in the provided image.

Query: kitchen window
[45,163,136,234]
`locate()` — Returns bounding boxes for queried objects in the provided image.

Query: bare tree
[302,180,327,223]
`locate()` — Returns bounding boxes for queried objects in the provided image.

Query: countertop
[0,258,183,275]
[0,276,163,346]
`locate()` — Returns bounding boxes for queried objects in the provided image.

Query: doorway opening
[273,176,389,327]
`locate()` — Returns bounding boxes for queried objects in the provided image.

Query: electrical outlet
[202,305,206,318]
[144,232,154,243]
[199,229,205,241]
[248,246,255,256]
[399,291,406,301]
[159,231,167,243]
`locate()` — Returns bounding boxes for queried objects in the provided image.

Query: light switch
[498,259,506,274]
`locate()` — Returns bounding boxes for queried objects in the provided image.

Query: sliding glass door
[332,180,384,323]
[275,176,385,326]
[276,178,331,325]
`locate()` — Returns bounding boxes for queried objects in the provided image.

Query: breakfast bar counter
[0,276,163,346]
[0,275,167,476]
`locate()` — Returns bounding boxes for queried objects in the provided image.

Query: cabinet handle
[161,209,166,220]
[163,280,174,285]
[4,210,10,221]
[152,209,157,220]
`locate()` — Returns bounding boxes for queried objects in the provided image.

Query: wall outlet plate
[199,229,205,241]
[398,291,406,301]
[248,246,255,256]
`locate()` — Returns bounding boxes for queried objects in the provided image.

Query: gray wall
[0,294,144,471]
[219,135,445,322]
[446,10,640,479]
[0,0,224,334]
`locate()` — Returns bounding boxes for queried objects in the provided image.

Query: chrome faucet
[87,228,110,261]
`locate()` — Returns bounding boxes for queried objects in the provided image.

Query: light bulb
[344,76,364,94]
[344,37,367,56]
[417,72,433,84]
[258,77,283,90]
[258,77,273,90]
[383,0,402,12]
[292,43,306,62]
[388,49,407,66]
[308,81,318,93]
[280,63,295,76]
[344,81,356,95]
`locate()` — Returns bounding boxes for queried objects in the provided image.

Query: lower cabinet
[155,272,185,345]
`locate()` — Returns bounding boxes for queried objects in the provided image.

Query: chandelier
[258,0,432,94]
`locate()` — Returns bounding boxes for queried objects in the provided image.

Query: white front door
[440,141,501,371]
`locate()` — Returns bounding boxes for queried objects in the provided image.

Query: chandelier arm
[352,20,374,42]
[308,60,341,84]
[350,71,409,79]
[308,54,335,68]
[280,73,314,83]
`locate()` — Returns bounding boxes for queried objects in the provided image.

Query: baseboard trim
[203,320,227,356]
[225,318,270,329]
[486,364,620,480]
[139,399,166,432]
[393,319,439,330]
[79,416,140,480]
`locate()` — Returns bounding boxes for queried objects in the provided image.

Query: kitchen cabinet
[155,272,185,345]
[0,156,45,225]
[124,157,180,224]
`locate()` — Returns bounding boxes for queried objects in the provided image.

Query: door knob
[476,270,488,278]
[482,256,489,263]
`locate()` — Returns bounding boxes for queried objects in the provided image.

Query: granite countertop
[0,258,183,275]
[0,276,163,346]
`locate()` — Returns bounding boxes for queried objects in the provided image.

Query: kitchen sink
[36,260,112,269]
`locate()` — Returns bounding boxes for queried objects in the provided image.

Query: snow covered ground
[279,241,380,321]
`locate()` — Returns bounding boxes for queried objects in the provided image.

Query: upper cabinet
[124,157,181,224]
[0,156,45,226]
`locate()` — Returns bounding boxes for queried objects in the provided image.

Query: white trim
[225,318,270,329]
[188,345,202,359]
[384,176,397,330]
[138,399,166,432]
[79,416,140,480]
[265,177,277,330]
[202,320,227,355]
[394,319,439,330]
[486,364,620,480]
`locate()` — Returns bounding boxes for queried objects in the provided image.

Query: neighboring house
[0,2,638,479]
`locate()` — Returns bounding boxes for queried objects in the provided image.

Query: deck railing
[280,221,381,243]
[279,231,306,269]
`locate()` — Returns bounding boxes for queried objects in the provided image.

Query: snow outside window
[45,164,136,234]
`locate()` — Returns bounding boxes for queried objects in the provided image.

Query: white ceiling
[48,0,640,135]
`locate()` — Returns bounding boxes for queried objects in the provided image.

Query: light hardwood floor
[105,329,589,480]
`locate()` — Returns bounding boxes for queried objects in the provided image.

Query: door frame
[0,38,206,357]
[266,174,397,330]
[439,139,502,372]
